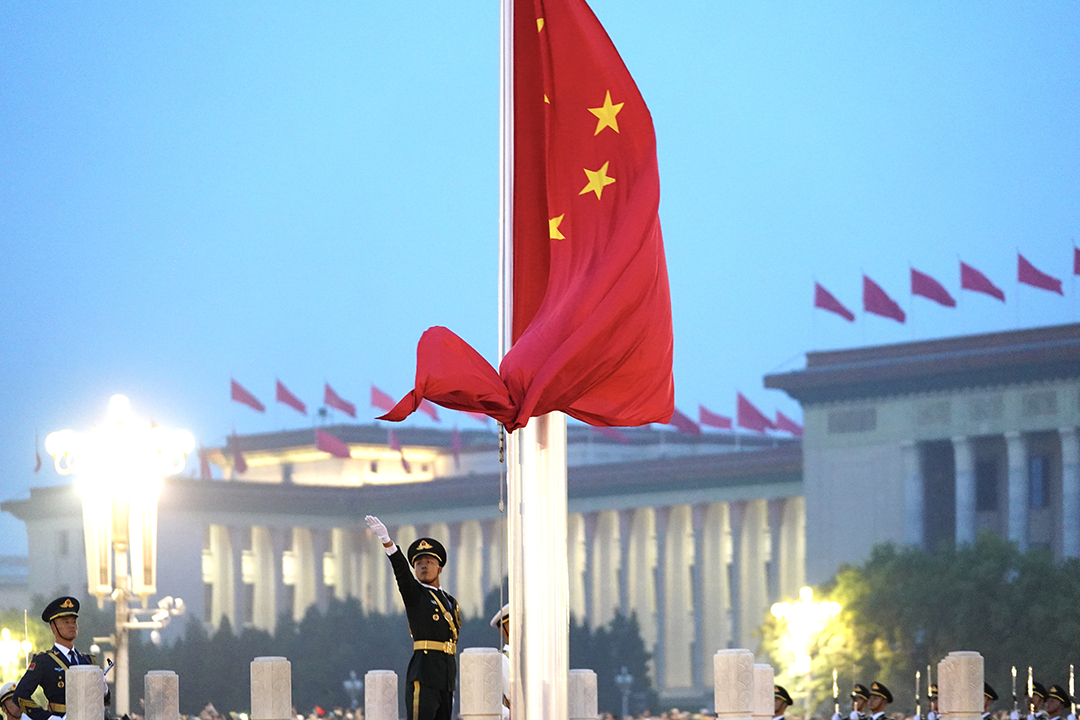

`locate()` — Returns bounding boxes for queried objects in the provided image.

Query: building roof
[764,322,1080,404]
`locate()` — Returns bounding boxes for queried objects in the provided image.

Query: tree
[570,612,656,716]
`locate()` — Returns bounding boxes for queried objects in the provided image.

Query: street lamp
[46,395,192,715]
[343,670,364,710]
[614,666,633,719]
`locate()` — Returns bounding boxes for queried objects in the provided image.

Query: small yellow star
[549,214,565,240]
[544,94,549,104]
[579,161,616,200]
[537,18,544,32]
[588,91,623,135]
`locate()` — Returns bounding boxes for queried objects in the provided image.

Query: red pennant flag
[736,393,774,433]
[591,425,630,443]
[959,261,1005,302]
[1074,247,1080,276]
[910,268,956,308]
[451,426,463,467]
[668,407,702,436]
[862,275,906,323]
[315,429,351,459]
[388,430,411,473]
[228,433,248,474]
[464,410,491,426]
[698,404,732,429]
[275,380,307,415]
[371,385,396,414]
[774,410,803,437]
[378,0,674,433]
[1018,253,1063,295]
[198,446,212,479]
[230,379,266,413]
[324,384,356,418]
[813,282,855,322]
[419,399,441,422]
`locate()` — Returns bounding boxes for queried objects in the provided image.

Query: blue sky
[2,1,1079,553]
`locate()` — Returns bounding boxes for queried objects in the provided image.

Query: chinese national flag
[380,0,673,432]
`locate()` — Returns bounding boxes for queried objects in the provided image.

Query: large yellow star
[537,18,544,32]
[549,214,565,240]
[579,161,616,200]
[588,91,623,135]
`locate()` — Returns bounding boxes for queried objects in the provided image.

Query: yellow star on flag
[537,18,544,32]
[549,214,566,240]
[579,161,616,200]
[588,91,623,135]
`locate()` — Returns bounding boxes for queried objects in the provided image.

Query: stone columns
[591,510,621,627]
[714,649,754,720]
[567,512,587,622]
[459,648,503,719]
[752,664,775,720]
[626,507,658,654]
[901,441,924,547]
[290,528,316,621]
[67,666,105,720]
[251,526,276,632]
[937,651,983,720]
[1005,432,1029,551]
[738,500,770,651]
[144,671,180,720]
[365,670,399,720]
[1060,427,1080,558]
[456,520,485,618]
[953,437,976,546]
[663,504,694,690]
[777,497,805,599]
[250,657,291,720]
[568,670,598,720]
[206,524,235,628]
[700,503,732,677]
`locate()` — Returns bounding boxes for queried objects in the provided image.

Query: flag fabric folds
[275,380,307,415]
[910,268,956,307]
[813,282,855,322]
[1018,253,1063,295]
[230,379,266,413]
[668,408,702,436]
[371,385,396,414]
[324,384,357,418]
[379,0,674,432]
[862,275,906,323]
[959,261,1005,302]
[736,393,774,433]
[698,404,732,429]
[774,411,803,437]
[315,429,351,459]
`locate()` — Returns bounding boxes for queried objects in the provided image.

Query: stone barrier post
[365,670,398,720]
[753,664,775,720]
[251,657,291,720]
[144,671,180,720]
[67,666,105,720]
[715,649,755,720]
[569,669,598,720]
[939,651,984,720]
[460,648,503,720]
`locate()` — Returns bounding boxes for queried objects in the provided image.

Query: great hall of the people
[6,322,1080,702]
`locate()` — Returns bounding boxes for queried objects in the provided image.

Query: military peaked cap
[775,685,793,706]
[852,685,871,700]
[490,603,510,629]
[1048,685,1071,705]
[41,596,79,623]
[0,682,15,704]
[870,682,892,703]
[1032,682,1049,700]
[408,537,447,567]
[985,684,998,701]
[928,685,938,698]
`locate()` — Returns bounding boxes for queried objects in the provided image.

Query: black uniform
[389,546,460,720]
[14,646,96,720]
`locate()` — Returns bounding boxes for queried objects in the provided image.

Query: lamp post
[343,670,364,710]
[46,395,192,715]
[771,586,841,716]
[614,666,633,719]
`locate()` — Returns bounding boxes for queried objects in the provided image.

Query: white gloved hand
[48,715,64,720]
[832,714,842,720]
[1009,712,1019,720]
[851,711,861,720]
[929,712,939,720]
[365,515,391,544]
[1066,714,1075,720]
[914,713,922,720]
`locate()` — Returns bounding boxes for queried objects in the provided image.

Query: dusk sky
[2,1,1079,552]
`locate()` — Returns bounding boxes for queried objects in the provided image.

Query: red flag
[388,430,411,473]
[736,393,774,433]
[228,433,247,474]
[668,407,702,436]
[464,410,490,426]
[1018,253,1063,295]
[698,404,732,429]
[419,399,441,422]
[862,275,906,323]
[275,380,307,415]
[910,268,956,307]
[451,426,462,467]
[1074,247,1080,276]
[371,385,396,414]
[379,0,673,433]
[324,384,356,418]
[813,282,855,322]
[315,429,351,459]
[959,261,1005,302]
[230,379,266,413]
[591,425,630,443]
[198,446,212,479]
[774,410,803,437]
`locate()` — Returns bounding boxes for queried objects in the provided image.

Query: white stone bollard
[569,669,598,720]
[251,657,292,720]
[365,670,398,720]
[939,651,983,720]
[752,664,775,720]
[145,671,180,720]
[460,648,503,719]
[714,649,755,720]
[66,665,105,720]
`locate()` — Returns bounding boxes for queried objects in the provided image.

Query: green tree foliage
[761,534,1080,718]
[570,612,656,716]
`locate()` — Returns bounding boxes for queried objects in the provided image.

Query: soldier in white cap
[489,603,510,719]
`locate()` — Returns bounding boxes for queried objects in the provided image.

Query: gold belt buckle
[445,640,455,654]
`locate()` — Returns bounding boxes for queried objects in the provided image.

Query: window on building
[975,459,998,511]
[1029,455,1049,509]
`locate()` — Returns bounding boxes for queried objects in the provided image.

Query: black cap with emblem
[870,682,892,704]
[775,685,793,706]
[852,685,871,700]
[41,596,79,623]
[408,537,447,567]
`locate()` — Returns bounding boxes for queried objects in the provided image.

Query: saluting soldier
[365,515,460,720]
[984,683,999,720]
[774,685,793,720]
[13,597,105,720]
[867,682,892,720]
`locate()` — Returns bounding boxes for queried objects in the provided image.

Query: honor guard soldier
[366,516,460,720]
[774,685,793,720]
[984,683,999,720]
[867,682,892,720]
[1045,686,1071,720]
[13,597,106,720]
[0,683,30,720]
[839,684,871,720]
[928,684,940,720]
[489,603,510,720]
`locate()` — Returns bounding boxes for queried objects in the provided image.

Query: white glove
[1009,712,1019,720]
[832,714,842,720]
[929,712,939,720]
[1066,714,1075,720]
[365,515,391,544]
[914,714,922,720]
[48,715,64,720]
[851,711,861,720]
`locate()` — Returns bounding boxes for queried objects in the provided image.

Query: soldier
[1044,686,1071,720]
[489,603,510,720]
[774,685,792,720]
[984,684,999,720]
[365,515,460,720]
[833,684,870,720]
[0,683,31,720]
[13,596,105,720]
[867,682,892,720]
[927,684,940,720]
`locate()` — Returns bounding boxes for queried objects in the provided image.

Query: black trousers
[406,680,453,720]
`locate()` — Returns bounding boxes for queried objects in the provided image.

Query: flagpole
[500,2,570,719]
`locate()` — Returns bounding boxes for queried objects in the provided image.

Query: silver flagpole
[500,0,570,717]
